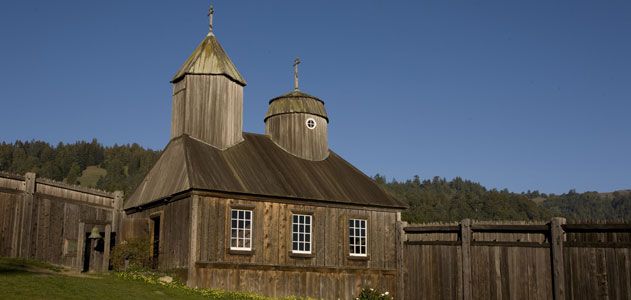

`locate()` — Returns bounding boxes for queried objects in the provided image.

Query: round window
[305,118,317,129]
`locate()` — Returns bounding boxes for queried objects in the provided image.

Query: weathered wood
[124,133,406,211]
[188,195,200,287]
[103,224,111,272]
[551,217,566,300]
[171,75,244,149]
[404,225,460,233]
[563,223,631,233]
[472,224,549,233]
[461,219,472,300]
[76,222,85,270]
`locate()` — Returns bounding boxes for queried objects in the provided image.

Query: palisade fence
[400,218,631,300]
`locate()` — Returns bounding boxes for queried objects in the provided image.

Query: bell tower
[170,5,246,149]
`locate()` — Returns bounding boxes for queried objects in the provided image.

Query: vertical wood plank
[188,195,200,287]
[76,222,85,270]
[103,224,111,272]
[461,219,472,300]
[550,217,566,300]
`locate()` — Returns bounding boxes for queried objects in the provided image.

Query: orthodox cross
[208,4,214,33]
[293,57,301,91]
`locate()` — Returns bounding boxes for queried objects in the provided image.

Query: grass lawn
[76,165,107,187]
[0,258,284,300]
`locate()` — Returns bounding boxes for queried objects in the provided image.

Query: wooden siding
[170,74,244,149]
[188,196,399,298]
[265,113,328,161]
[129,197,192,270]
[125,133,406,210]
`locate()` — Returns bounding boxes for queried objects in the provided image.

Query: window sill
[228,248,255,256]
[347,255,370,261]
[289,251,315,259]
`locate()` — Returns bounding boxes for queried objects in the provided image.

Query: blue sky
[0,1,629,194]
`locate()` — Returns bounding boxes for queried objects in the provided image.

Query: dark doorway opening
[150,215,161,269]
[81,231,116,272]
[82,232,91,272]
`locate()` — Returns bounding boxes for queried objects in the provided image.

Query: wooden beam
[471,224,549,233]
[405,241,461,246]
[102,224,111,272]
[76,222,85,271]
[187,195,200,287]
[404,225,459,233]
[461,219,472,300]
[562,223,631,233]
[19,172,36,258]
[395,216,406,300]
[550,217,566,300]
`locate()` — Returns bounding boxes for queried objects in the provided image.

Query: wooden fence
[0,172,123,271]
[401,219,631,300]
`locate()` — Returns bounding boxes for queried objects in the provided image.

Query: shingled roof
[265,90,328,122]
[171,33,246,85]
[124,133,406,210]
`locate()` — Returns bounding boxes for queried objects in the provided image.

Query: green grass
[76,165,107,187]
[0,258,297,300]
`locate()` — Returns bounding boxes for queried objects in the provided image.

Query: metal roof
[124,133,406,210]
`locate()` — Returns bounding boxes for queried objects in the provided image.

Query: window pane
[232,210,237,219]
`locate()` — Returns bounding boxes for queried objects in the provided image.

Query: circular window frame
[305,118,317,129]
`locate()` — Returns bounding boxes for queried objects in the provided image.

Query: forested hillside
[375,175,631,222]
[1,139,629,222]
[0,139,160,195]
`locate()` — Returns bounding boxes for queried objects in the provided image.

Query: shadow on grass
[0,257,61,275]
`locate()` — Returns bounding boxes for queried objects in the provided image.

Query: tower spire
[208,4,214,34]
[293,57,301,91]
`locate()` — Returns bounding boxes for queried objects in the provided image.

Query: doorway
[150,215,161,269]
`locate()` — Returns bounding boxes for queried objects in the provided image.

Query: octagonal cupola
[265,59,329,161]
[170,6,246,150]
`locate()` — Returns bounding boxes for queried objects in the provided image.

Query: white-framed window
[291,214,312,254]
[305,118,317,129]
[230,209,253,251]
[349,219,367,256]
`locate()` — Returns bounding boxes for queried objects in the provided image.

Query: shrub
[110,238,151,271]
[356,287,393,300]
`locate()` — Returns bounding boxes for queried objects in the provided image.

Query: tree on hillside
[66,162,82,185]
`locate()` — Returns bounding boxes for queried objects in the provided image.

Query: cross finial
[208,4,214,33]
[293,57,301,91]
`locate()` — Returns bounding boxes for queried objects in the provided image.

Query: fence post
[550,217,566,300]
[102,224,112,272]
[76,222,85,270]
[461,219,472,300]
[395,213,407,300]
[18,172,36,258]
[111,191,124,233]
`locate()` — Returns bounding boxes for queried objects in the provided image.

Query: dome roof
[265,90,328,122]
